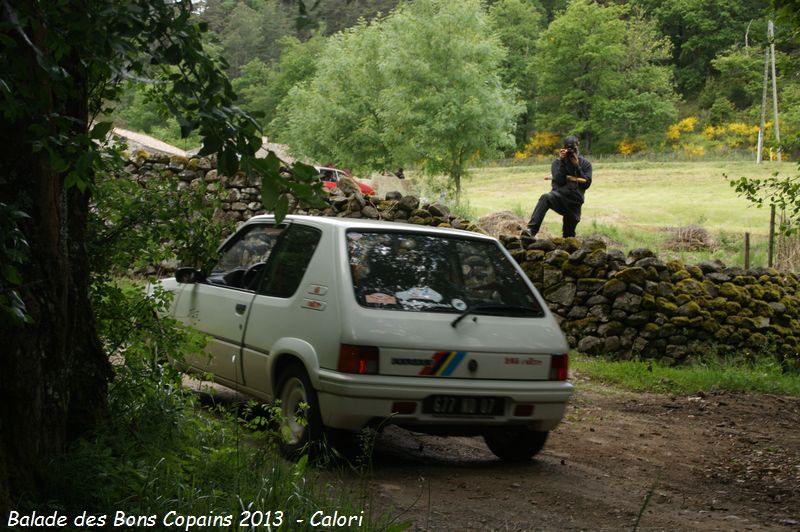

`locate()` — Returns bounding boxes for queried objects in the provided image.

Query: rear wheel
[484,428,548,462]
[275,363,323,459]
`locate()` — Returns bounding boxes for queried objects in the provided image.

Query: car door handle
[235,303,247,315]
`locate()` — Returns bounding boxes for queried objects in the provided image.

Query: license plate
[422,395,505,416]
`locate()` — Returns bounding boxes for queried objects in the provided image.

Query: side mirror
[175,267,202,284]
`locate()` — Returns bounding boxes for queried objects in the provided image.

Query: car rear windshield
[346,230,544,316]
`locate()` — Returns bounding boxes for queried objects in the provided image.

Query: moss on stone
[687,265,704,280]
[762,286,782,302]
[522,262,543,282]
[602,278,627,297]
[671,270,691,283]
[723,301,742,314]
[710,311,727,323]
[670,316,692,326]
[169,155,189,166]
[564,317,598,332]
[733,275,758,286]
[526,249,546,261]
[656,297,677,313]
[676,279,707,297]
[746,332,768,348]
[563,261,594,279]
[702,319,721,334]
[714,325,736,342]
[510,249,527,263]
[747,284,766,300]
[642,293,656,310]
[726,315,760,330]
[613,267,648,286]
[665,259,685,273]
[678,301,703,317]
[643,322,660,333]
[749,299,774,318]
[562,237,581,251]
[577,278,607,293]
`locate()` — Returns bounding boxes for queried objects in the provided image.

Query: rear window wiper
[450,303,543,328]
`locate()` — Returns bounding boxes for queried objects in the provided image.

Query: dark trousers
[527,191,580,238]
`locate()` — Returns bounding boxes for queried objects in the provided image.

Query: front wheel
[484,428,548,462]
[275,364,323,459]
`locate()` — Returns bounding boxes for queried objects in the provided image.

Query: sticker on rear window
[451,298,467,311]
[365,293,397,305]
[395,286,443,303]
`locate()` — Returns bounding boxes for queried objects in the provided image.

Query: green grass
[454,159,796,267]
[573,353,800,396]
[465,159,794,234]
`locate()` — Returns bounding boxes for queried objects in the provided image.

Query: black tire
[483,428,548,462]
[275,363,324,460]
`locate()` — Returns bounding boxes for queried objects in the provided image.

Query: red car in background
[316,166,375,195]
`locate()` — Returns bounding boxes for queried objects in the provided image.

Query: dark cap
[564,135,579,149]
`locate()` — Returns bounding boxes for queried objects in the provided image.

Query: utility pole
[757,46,769,163]
[757,20,782,163]
[769,20,781,162]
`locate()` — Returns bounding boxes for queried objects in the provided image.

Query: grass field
[447,158,798,267]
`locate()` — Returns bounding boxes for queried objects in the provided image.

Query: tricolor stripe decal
[420,351,467,376]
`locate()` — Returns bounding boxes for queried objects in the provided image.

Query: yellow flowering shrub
[618,139,645,156]
[666,116,698,143]
[666,124,681,142]
[516,131,560,159]
[703,125,724,139]
[678,116,698,132]
[681,144,705,157]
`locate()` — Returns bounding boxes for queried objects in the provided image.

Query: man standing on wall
[527,135,592,238]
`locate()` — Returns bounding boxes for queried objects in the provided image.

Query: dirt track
[342,372,800,531]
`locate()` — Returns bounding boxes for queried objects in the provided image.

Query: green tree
[234,33,328,133]
[115,82,202,148]
[488,0,547,148]
[274,19,394,173]
[275,0,522,196]
[220,0,295,75]
[630,0,771,97]
[702,46,766,111]
[0,0,321,510]
[534,0,678,152]
[380,0,523,196]
[731,0,800,233]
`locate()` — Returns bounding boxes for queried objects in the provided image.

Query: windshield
[346,230,544,316]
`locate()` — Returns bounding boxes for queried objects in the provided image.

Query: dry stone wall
[124,151,799,366]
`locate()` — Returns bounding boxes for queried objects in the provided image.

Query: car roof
[244,214,493,241]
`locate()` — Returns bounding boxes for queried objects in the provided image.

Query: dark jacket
[551,155,592,204]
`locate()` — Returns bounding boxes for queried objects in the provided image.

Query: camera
[564,142,577,155]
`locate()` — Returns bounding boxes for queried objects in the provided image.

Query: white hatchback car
[161,215,572,461]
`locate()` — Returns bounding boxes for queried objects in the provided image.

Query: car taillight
[549,354,568,381]
[337,344,379,374]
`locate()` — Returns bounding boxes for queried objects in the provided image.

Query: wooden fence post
[745,232,750,270]
[769,205,776,268]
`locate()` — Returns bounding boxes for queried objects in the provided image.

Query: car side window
[320,169,337,183]
[258,225,322,298]
[207,224,284,289]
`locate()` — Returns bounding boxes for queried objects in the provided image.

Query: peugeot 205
[160,215,572,461]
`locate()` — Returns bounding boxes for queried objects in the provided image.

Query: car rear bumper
[317,369,573,432]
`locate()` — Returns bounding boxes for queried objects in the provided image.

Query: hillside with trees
[112,0,798,180]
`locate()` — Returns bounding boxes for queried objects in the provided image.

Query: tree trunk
[0,9,111,512]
